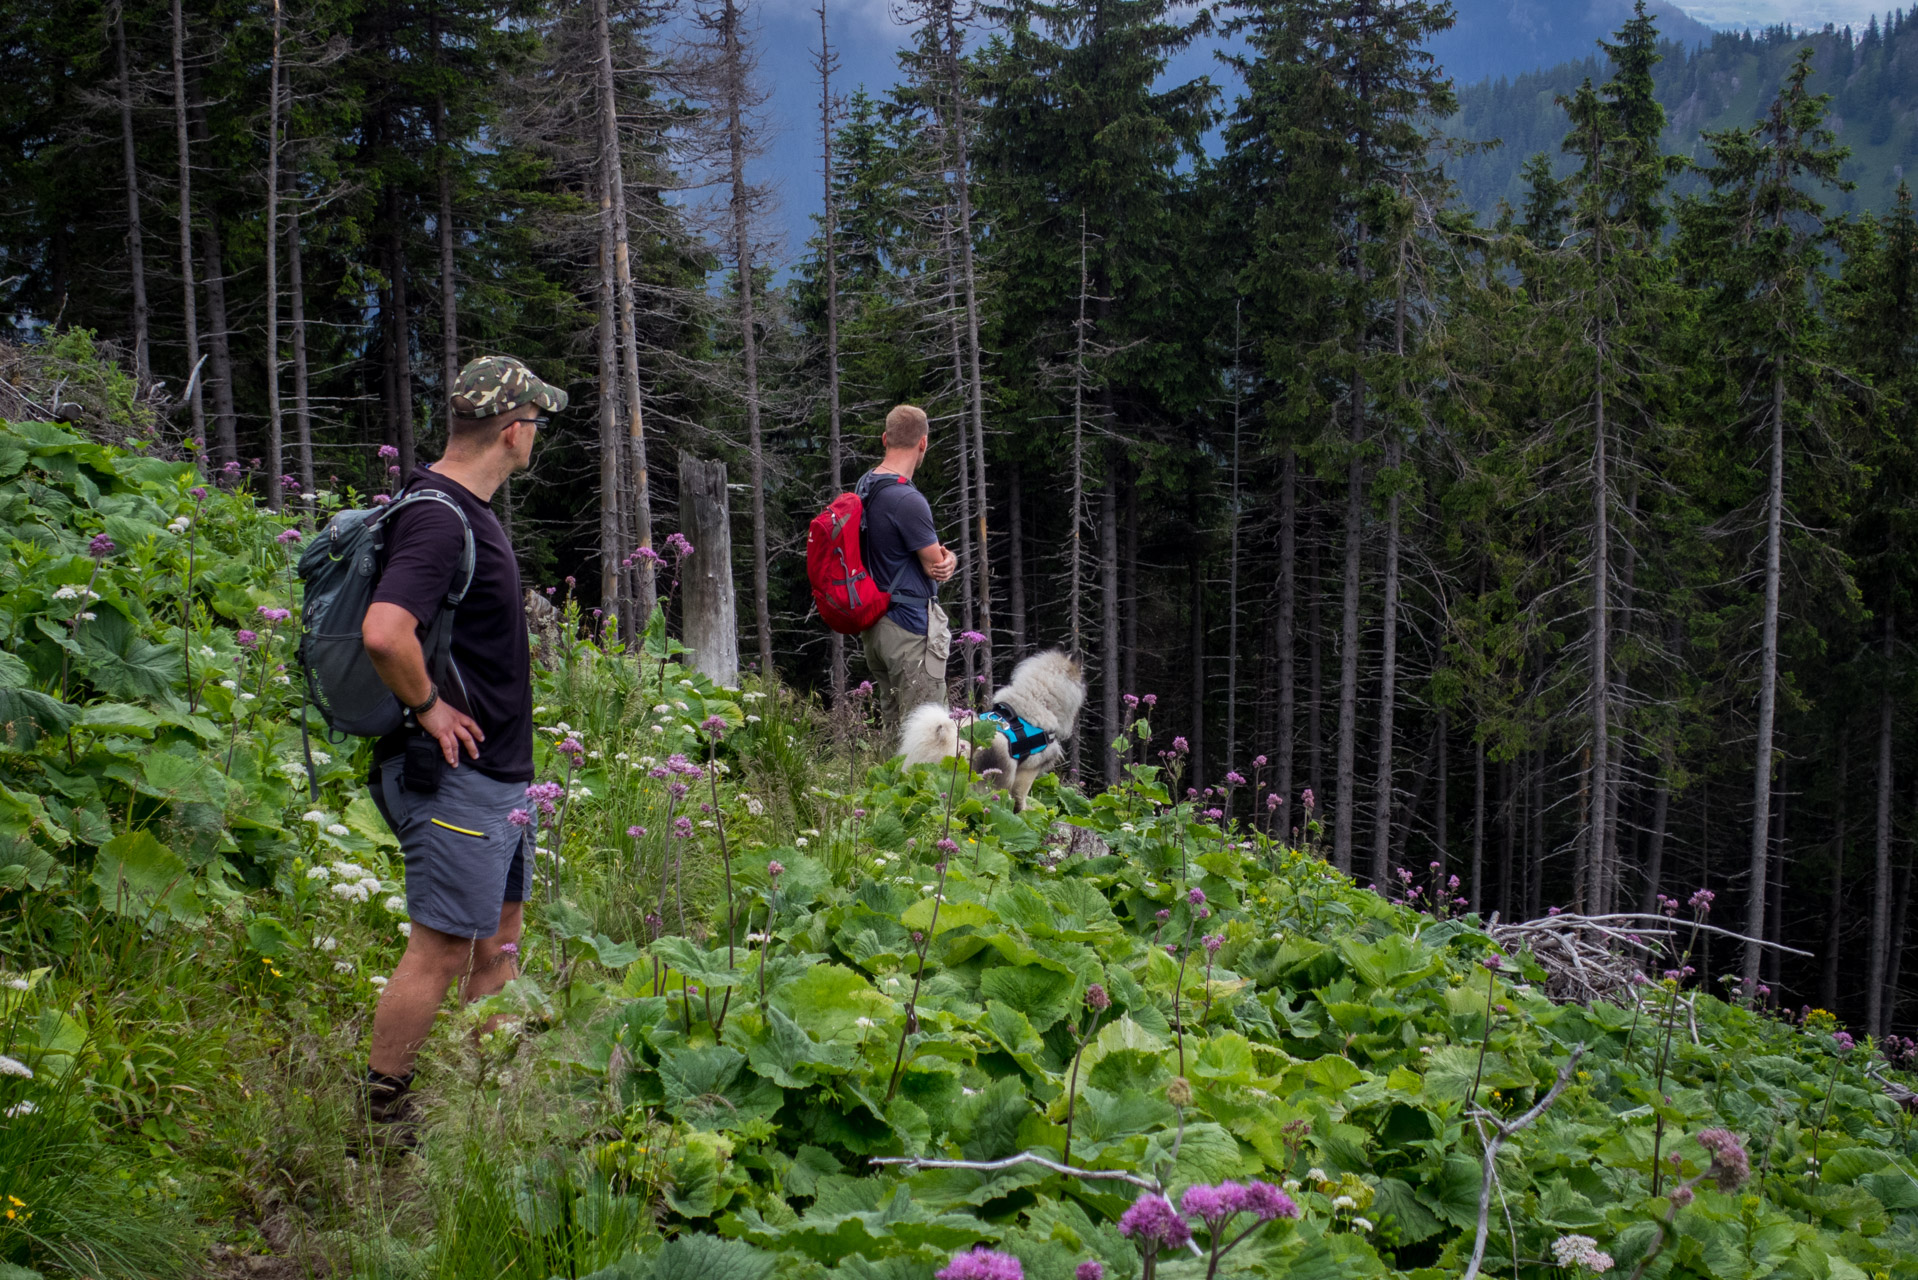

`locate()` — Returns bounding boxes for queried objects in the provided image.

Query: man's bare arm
[363,602,485,766]
[917,542,957,583]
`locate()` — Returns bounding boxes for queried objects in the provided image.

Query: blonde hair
[883,404,929,450]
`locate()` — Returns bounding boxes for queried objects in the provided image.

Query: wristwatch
[408,684,440,718]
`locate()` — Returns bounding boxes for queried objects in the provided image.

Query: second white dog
[898,650,1086,811]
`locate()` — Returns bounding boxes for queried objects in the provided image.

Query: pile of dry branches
[1487,911,1813,1006]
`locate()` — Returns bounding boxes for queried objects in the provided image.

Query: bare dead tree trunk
[1471,738,1485,912]
[390,209,416,478]
[1589,342,1612,917]
[597,0,654,628]
[1824,727,1848,1011]
[1189,525,1205,791]
[943,223,977,685]
[1436,710,1449,865]
[1102,444,1121,786]
[1008,466,1026,656]
[1122,467,1138,696]
[680,457,740,684]
[1872,618,1896,1036]
[263,0,284,510]
[1067,209,1088,779]
[435,94,458,420]
[113,2,150,385]
[819,0,845,699]
[1224,302,1243,786]
[597,159,622,614]
[286,195,314,494]
[1641,746,1671,914]
[1498,756,1514,919]
[169,0,204,440]
[716,0,771,678]
[1369,430,1400,885]
[1743,368,1787,993]
[199,204,238,464]
[1277,451,1297,814]
[1335,388,1363,873]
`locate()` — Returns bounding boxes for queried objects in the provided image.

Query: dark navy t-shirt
[862,471,939,635]
[370,469,534,782]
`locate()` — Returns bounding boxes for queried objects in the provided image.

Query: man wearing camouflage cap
[358,355,566,1144]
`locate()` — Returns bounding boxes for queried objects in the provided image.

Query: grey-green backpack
[295,490,476,754]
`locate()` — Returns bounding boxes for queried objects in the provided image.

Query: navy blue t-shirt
[862,471,939,635]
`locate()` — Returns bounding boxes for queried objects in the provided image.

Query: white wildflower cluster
[538,720,578,737]
[0,1053,33,1078]
[794,837,809,848]
[303,810,328,825]
[674,700,690,711]
[333,961,354,974]
[331,881,372,903]
[855,1016,876,1029]
[325,861,383,903]
[313,935,338,952]
[197,645,218,660]
[277,761,308,782]
[741,691,765,702]
[746,715,761,723]
[1550,1236,1614,1274]
[4,977,29,992]
[678,679,696,689]
[741,794,765,817]
[652,704,672,715]
[305,866,330,882]
[309,749,332,765]
[5,1100,38,1117]
[219,679,239,691]
[52,584,100,602]
[326,823,351,837]
[698,819,716,829]
[369,975,389,989]
[167,515,191,535]
[397,922,412,937]
[384,895,408,915]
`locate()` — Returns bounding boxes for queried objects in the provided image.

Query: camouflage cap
[450,355,569,420]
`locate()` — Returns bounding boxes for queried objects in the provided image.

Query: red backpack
[808,471,908,635]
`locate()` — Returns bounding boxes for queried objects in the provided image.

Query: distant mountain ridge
[1425,0,1718,86]
[1442,8,1918,219]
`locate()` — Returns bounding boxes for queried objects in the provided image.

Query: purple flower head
[1239,1181,1301,1221]
[498,941,519,956]
[1226,772,1247,787]
[276,527,303,544]
[1076,1263,1105,1280]
[767,860,785,878]
[627,825,648,838]
[937,837,961,857]
[644,912,663,935]
[190,486,209,500]
[1301,788,1315,810]
[372,494,393,506]
[508,808,533,828]
[1696,1128,1750,1191]
[1118,1194,1192,1250]
[1171,736,1189,755]
[1155,909,1171,922]
[958,630,987,646]
[282,474,302,490]
[666,532,695,559]
[259,606,292,623]
[1671,1184,1695,1208]
[1187,887,1206,906]
[1202,933,1224,955]
[649,765,672,780]
[1483,954,1503,971]
[1124,694,1140,709]
[1833,1030,1855,1053]
[1203,808,1224,822]
[1253,755,1268,769]
[853,808,868,820]
[1166,943,1180,956]
[856,681,874,698]
[378,444,400,460]
[1180,1183,1235,1224]
[223,460,242,475]
[633,545,662,566]
[1143,694,1158,708]
[387,465,402,476]
[1086,983,1111,1012]
[668,781,689,801]
[565,575,577,589]
[935,1248,1023,1280]
[702,715,728,737]
[674,816,694,838]
[87,532,115,558]
[1267,793,1282,810]
[912,930,925,944]
[1688,888,1715,916]
[950,705,972,723]
[1658,893,1680,918]
[557,737,584,759]
[1195,905,1211,919]
[236,629,259,648]
[1186,788,1199,800]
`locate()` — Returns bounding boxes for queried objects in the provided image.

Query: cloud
[1676,1,1888,28]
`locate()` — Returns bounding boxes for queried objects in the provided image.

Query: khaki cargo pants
[861,601,950,729]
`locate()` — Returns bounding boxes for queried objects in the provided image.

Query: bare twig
[1460,1043,1587,1280]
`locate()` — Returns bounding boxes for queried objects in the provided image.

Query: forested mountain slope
[1446,12,1918,215]
[1426,0,1714,86]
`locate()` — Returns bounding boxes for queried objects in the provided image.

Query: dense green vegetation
[5,348,1918,1279]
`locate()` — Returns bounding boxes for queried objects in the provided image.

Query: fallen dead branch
[1460,1043,1587,1280]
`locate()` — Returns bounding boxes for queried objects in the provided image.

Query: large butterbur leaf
[77,603,182,702]
[91,828,203,924]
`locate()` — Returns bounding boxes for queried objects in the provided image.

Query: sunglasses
[507,415,550,431]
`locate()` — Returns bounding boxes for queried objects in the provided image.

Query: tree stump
[678,456,738,684]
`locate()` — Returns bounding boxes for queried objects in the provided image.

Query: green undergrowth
[0,393,1914,1280]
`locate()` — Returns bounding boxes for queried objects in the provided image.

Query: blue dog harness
[980,702,1054,762]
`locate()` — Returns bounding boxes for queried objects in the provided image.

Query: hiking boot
[353,1069,421,1157]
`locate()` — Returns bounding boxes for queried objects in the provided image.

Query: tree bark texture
[169,0,204,440]
[114,3,150,385]
[1743,370,1786,992]
[679,457,739,684]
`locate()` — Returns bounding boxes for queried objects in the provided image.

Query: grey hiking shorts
[371,754,529,940]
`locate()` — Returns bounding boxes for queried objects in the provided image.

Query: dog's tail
[898,703,961,765]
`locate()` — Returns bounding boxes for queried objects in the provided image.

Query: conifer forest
[17,1,1918,1273]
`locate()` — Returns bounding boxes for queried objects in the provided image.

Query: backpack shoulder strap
[854,471,930,601]
[372,488,478,607]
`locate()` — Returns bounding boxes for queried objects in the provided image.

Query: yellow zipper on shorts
[430,818,486,838]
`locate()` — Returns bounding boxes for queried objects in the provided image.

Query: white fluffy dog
[898,650,1086,811]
